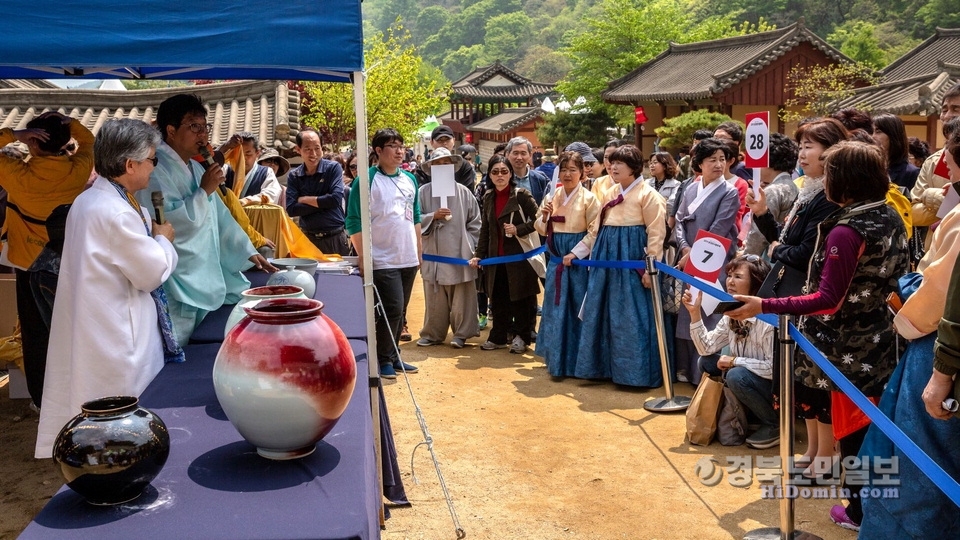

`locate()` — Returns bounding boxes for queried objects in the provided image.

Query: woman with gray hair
[34,119,181,459]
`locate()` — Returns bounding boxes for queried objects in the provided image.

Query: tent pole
[352,70,385,528]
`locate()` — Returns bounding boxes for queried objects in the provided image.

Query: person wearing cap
[416,125,476,191]
[536,151,557,181]
[218,132,282,205]
[565,142,600,191]
[257,147,291,181]
[457,144,477,168]
[286,127,350,256]
[416,148,482,349]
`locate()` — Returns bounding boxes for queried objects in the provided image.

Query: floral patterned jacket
[796,199,909,396]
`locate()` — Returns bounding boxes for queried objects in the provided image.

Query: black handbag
[661,267,684,314]
[757,260,807,298]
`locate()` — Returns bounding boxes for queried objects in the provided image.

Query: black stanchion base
[643,395,691,413]
[743,528,823,540]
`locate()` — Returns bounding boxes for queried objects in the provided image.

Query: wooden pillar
[928,115,940,147]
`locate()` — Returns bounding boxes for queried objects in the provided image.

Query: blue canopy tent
[0,0,389,526]
[0,1,362,82]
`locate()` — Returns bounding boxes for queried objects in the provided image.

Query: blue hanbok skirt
[536,231,589,377]
[858,333,960,538]
[574,225,665,387]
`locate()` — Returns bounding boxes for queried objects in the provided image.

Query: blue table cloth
[191,272,368,344]
[21,330,380,538]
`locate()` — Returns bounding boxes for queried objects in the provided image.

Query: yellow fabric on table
[223,144,340,262]
[0,322,23,373]
[217,187,270,249]
[244,204,288,257]
[243,204,343,262]
[279,208,343,262]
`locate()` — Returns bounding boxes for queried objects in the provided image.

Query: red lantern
[634,106,648,124]
[465,132,473,143]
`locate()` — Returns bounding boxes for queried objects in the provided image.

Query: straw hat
[420,147,463,174]
[257,147,291,176]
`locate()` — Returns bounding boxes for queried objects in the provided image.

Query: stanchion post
[643,256,691,413]
[744,315,822,540]
[778,314,796,535]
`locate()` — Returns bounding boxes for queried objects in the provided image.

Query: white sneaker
[509,336,527,354]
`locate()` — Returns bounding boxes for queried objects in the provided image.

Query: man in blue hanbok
[136,94,273,345]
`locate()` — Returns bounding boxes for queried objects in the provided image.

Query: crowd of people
[415,85,960,535]
[3,84,960,536]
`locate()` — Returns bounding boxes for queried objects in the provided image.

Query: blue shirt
[285,159,345,233]
[513,168,549,205]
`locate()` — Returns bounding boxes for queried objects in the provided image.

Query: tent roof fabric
[0,0,363,82]
[0,80,301,151]
[467,106,543,134]
[602,21,849,103]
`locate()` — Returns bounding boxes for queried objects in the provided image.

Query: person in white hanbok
[35,119,180,458]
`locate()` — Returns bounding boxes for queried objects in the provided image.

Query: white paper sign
[683,276,722,317]
[431,164,456,199]
[431,163,456,211]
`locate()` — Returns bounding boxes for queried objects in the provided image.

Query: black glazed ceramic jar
[52,396,170,505]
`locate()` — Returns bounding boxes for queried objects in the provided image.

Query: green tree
[917,0,960,37]
[536,109,617,149]
[441,45,489,81]
[516,46,572,84]
[827,20,886,69]
[654,110,737,150]
[484,12,533,65]
[780,62,878,123]
[300,24,450,147]
[558,0,773,125]
[412,6,451,45]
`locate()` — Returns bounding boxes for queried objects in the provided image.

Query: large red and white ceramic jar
[213,298,356,459]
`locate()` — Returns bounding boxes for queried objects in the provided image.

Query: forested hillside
[362,0,951,84]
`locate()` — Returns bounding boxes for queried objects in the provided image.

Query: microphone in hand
[151,191,165,224]
[198,144,228,195]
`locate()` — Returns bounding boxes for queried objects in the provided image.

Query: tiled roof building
[601,21,851,153]
[443,62,555,165]
[0,80,301,154]
[834,28,960,145]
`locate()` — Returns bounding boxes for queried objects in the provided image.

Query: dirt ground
[0,277,855,540]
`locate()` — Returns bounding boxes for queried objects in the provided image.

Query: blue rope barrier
[659,260,960,504]
[422,245,547,267]
[421,253,471,266]
[789,325,960,508]
[652,261,780,328]
[426,244,959,505]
